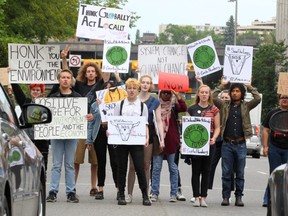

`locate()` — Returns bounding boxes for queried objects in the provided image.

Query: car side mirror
[22,104,52,125]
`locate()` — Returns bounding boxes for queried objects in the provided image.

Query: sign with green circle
[193,45,216,69]
[183,124,209,148]
[106,46,128,66]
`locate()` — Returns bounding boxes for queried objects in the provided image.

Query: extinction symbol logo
[106,46,128,66]
[193,45,216,69]
[184,124,209,148]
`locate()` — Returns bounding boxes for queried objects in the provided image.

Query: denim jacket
[212,84,261,139]
[86,102,101,144]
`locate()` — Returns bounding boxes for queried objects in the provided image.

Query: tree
[224,15,235,46]
[135,29,140,44]
[237,31,262,47]
[252,41,288,120]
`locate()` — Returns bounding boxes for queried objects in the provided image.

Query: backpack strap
[120,100,124,116]
[120,100,144,116]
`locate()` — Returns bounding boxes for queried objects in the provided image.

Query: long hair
[194,85,213,105]
[77,62,103,83]
[139,74,154,92]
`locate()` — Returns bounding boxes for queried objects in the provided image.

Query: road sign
[69,55,81,67]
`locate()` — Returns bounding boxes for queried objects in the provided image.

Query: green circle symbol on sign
[193,45,216,69]
[106,46,128,66]
[12,150,21,161]
[183,124,209,148]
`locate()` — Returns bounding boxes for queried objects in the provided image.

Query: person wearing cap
[212,77,261,207]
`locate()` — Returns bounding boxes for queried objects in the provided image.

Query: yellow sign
[82,59,102,67]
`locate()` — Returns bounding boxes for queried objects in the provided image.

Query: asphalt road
[46,150,269,216]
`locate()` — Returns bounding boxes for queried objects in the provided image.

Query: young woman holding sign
[186,85,220,207]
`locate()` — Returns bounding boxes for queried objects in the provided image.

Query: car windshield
[0,85,17,124]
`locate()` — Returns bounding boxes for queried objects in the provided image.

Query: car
[246,124,261,158]
[268,162,288,216]
[0,83,52,216]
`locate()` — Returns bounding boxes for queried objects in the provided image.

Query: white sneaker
[169,196,177,202]
[125,194,132,203]
[190,197,195,203]
[150,194,158,202]
[193,199,200,207]
[176,188,186,201]
[200,199,208,207]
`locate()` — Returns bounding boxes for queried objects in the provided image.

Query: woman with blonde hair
[186,84,220,207]
[126,74,164,203]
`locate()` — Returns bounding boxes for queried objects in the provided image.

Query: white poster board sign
[223,45,253,83]
[8,43,60,83]
[187,36,221,78]
[138,45,188,84]
[34,97,87,139]
[107,116,146,145]
[181,116,211,156]
[69,55,82,67]
[96,85,127,122]
[102,40,131,73]
[76,4,131,40]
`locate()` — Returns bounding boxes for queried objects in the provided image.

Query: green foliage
[224,15,235,46]
[252,41,288,120]
[237,30,262,47]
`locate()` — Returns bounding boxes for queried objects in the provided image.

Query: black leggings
[33,139,49,171]
[94,126,118,187]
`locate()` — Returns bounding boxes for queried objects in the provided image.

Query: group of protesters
[7,45,288,209]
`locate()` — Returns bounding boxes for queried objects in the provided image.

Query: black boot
[118,191,126,205]
[142,189,151,206]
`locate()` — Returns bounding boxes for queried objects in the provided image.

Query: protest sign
[34,97,87,139]
[187,36,221,78]
[76,4,131,40]
[69,55,82,67]
[0,67,8,85]
[223,45,253,83]
[8,43,60,84]
[181,116,211,156]
[277,72,288,95]
[102,40,131,73]
[158,72,189,92]
[107,116,146,145]
[96,85,127,122]
[138,45,188,84]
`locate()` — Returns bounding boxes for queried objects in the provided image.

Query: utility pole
[229,0,238,45]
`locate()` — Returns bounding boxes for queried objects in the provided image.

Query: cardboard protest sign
[34,97,87,139]
[8,43,60,84]
[277,72,288,95]
[96,85,128,122]
[107,116,146,145]
[76,4,131,40]
[187,36,221,78]
[181,116,211,156]
[0,67,9,86]
[102,40,131,73]
[138,45,188,84]
[158,72,189,92]
[223,45,253,83]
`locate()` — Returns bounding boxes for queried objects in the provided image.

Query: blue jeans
[221,141,247,198]
[49,139,78,194]
[151,153,178,197]
[263,143,288,204]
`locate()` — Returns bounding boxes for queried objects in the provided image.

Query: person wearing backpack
[262,94,288,208]
[112,78,151,206]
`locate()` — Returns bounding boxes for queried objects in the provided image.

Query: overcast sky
[124,0,277,40]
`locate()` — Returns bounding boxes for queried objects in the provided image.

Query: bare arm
[262,127,269,157]
[155,106,165,148]
[61,45,70,70]
[211,112,220,144]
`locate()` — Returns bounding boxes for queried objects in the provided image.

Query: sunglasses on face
[161,91,172,95]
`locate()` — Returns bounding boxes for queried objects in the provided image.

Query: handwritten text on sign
[158,72,189,92]
[34,97,87,139]
[181,116,211,156]
[8,43,60,84]
[138,45,188,84]
[76,4,131,40]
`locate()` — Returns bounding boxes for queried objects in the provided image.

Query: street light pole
[229,0,238,45]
